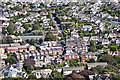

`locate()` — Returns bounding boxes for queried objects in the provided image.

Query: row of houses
[0,43,36,53]
[3,10,27,18]
[13,46,63,60]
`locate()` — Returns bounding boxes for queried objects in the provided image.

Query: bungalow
[6,47,18,53]
[61,22,75,25]
[0,44,9,49]
[62,67,84,75]
[40,12,48,15]
[86,62,108,70]
[90,36,99,41]
[17,46,27,52]
[71,31,79,38]
[108,33,117,38]
[10,35,22,42]
[32,69,52,78]
[10,43,20,47]
[102,39,110,45]
[81,25,92,31]
[20,35,45,41]
[43,30,58,36]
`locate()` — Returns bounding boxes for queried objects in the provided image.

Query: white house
[82,25,92,31]
[62,67,84,75]
[8,65,22,77]
[32,69,52,78]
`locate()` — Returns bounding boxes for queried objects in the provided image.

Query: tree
[108,37,112,41]
[97,44,103,49]
[26,39,29,43]
[35,66,41,70]
[86,58,95,63]
[45,32,57,41]
[26,65,34,74]
[42,65,46,69]
[105,65,118,72]
[23,24,31,32]
[39,5,43,8]
[5,56,17,64]
[39,76,46,80]
[33,24,39,30]
[90,40,96,46]
[28,74,37,80]
[7,23,17,34]
[69,59,79,67]
[22,67,26,71]
[72,70,77,73]
[98,54,115,65]
[50,71,64,79]
[2,29,6,35]
[104,49,108,54]
[89,46,95,52]
[110,46,117,52]
[39,38,43,44]
[113,55,120,64]
[4,36,14,44]
[7,26,14,34]
[29,38,36,45]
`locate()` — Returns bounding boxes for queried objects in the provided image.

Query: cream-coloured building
[0,48,5,54]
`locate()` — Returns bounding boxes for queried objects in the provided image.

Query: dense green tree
[113,55,120,64]
[23,24,31,32]
[4,36,14,44]
[69,59,79,67]
[26,65,34,74]
[2,29,6,35]
[50,71,64,79]
[26,39,30,43]
[28,74,37,80]
[97,54,115,65]
[5,56,17,64]
[35,66,41,70]
[72,70,77,73]
[39,76,46,80]
[22,68,26,72]
[7,23,17,34]
[33,24,40,30]
[110,46,117,52]
[86,58,95,63]
[89,46,96,52]
[105,65,118,72]
[1,77,24,80]
[104,49,108,54]
[7,26,14,35]
[97,44,103,49]
[90,40,96,46]
[45,32,57,41]
[29,38,36,45]
[39,38,43,44]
